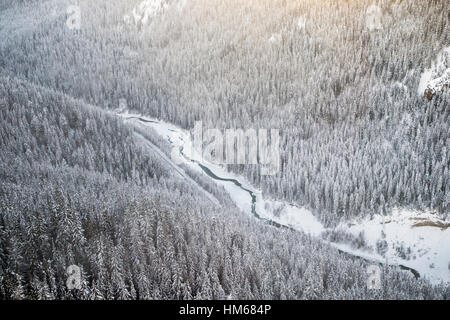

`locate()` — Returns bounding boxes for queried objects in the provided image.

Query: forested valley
[0,0,449,299]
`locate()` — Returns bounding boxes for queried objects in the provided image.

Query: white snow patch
[418,69,433,96]
[297,17,306,30]
[418,47,450,98]
[365,4,383,31]
[124,0,187,27]
[257,200,324,236]
[268,34,282,44]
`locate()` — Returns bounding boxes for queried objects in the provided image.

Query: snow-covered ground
[268,33,282,44]
[418,47,450,99]
[124,0,187,27]
[117,111,450,285]
[333,210,449,285]
[297,16,306,30]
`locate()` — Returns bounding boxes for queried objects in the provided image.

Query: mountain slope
[0,73,447,300]
[0,0,449,299]
[0,0,448,224]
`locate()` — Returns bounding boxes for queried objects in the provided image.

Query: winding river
[125,114,423,280]
[198,163,419,278]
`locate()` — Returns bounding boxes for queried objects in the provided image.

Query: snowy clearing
[418,47,450,99]
[334,209,450,285]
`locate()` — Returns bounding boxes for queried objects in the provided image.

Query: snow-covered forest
[0,0,449,299]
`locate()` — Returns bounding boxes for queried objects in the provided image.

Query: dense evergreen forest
[0,74,447,300]
[1,0,448,225]
[0,0,448,299]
